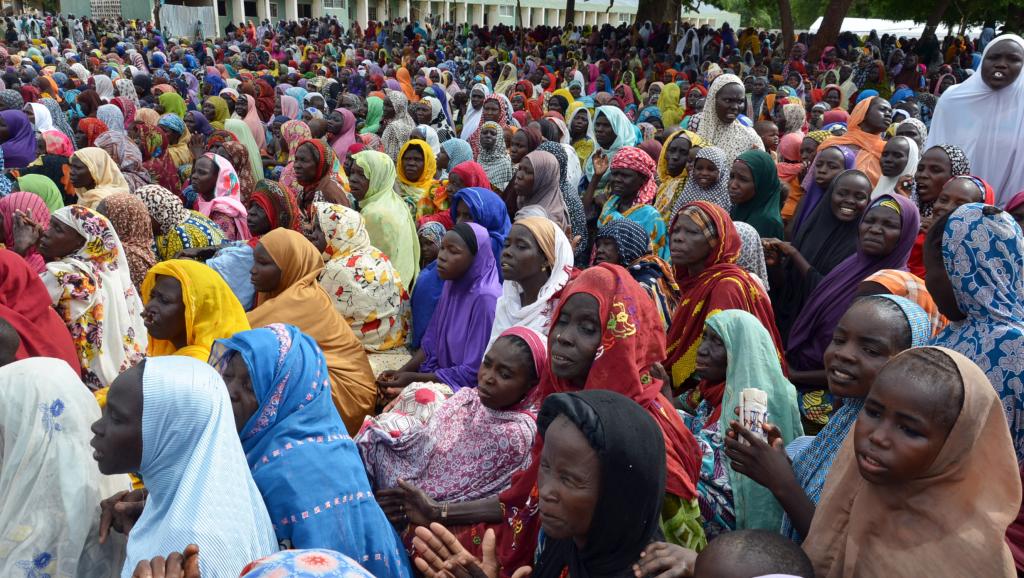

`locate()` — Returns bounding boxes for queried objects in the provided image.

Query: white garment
[123,356,278,578]
[562,142,584,195]
[488,218,575,349]
[459,83,490,140]
[925,34,1024,206]
[0,358,131,578]
[870,136,920,200]
[29,102,54,132]
[695,74,766,166]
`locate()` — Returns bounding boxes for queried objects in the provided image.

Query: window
[499,4,513,16]
[269,2,278,17]
[368,6,377,20]
[243,1,256,17]
[299,3,312,17]
[323,0,344,8]
[218,0,227,15]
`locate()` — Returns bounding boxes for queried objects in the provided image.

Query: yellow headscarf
[658,83,685,127]
[72,147,131,209]
[141,259,251,360]
[653,130,706,221]
[396,138,438,204]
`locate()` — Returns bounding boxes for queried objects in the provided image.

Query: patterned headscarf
[97,192,156,290]
[476,121,514,191]
[673,146,731,216]
[610,146,658,205]
[40,97,75,145]
[595,217,651,265]
[136,183,191,233]
[249,179,299,232]
[78,117,108,146]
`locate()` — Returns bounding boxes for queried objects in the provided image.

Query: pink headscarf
[195,153,251,240]
[238,94,266,149]
[330,107,357,165]
[280,94,299,120]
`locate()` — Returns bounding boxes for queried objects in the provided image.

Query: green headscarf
[705,309,803,532]
[729,149,784,239]
[360,96,383,135]
[224,119,265,181]
[207,95,229,130]
[158,92,187,120]
[353,150,420,284]
[658,82,684,127]
[17,175,64,212]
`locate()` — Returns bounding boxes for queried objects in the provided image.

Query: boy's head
[754,120,779,152]
[695,529,814,578]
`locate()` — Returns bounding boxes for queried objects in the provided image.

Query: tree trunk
[808,0,855,63]
[922,0,953,39]
[778,0,795,52]
[636,0,677,24]
[565,0,576,26]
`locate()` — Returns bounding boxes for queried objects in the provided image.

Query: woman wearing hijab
[584,106,636,196]
[0,109,39,168]
[654,130,706,221]
[350,150,420,285]
[329,107,357,163]
[659,82,686,127]
[204,95,230,129]
[0,191,51,274]
[188,153,250,241]
[0,357,129,578]
[223,118,264,180]
[232,94,267,150]
[476,121,514,191]
[309,203,410,352]
[668,146,731,217]
[729,149,784,238]
[94,130,150,193]
[95,193,157,292]
[91,356,279,577]
[26,101,54,131]
[382,90,416,161]
[157,113,194,172]
[692,74,764,166]
[136,184,227,261]
[819,96,890,186]
[459,83,490,140]
[249,228,377,434]
[596,146,670,260]
[395,138,441,216]
[510,148,568,230]
[213,324,412,577]
[361,95,384,135]
[69,147,131,208]
[134,123,181,196]
[96,103,125,133]
[0,248,79,370]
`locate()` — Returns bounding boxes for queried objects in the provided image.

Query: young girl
[802,347,1020,577]
[670,146,731,215]
[869,135,919,200]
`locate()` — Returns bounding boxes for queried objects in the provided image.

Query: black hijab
[532,390,666,578]
[770,169,866,343]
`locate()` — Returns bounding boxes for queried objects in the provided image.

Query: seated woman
[185,153,250,241]
[0,190,52,274]
[803,347,1020,577]
[683,309,803,540]
[592,146,669,260]
[13,205,147,390]
[508,149,568,231]
[409,221,447,351]
[818,95,891,185]
[728,149,785,239]
[69,147,131,209]
[669,146,730,216]
[789,145,857,235]
[395,139,441,217]
[593,217,679,329]
[350,150,420,286]
[0,249,80,370]
[476,122,514,191]
[96,193,158,293]
[665,201,782,394]
[307,202,410,352]
[291,139,349,213]
[249,228,376,434]
[0,357,130,577]
[786,194,919,426]
[907,144,972,277]
[765,170,873,342]
[725,294,930,542]
[94,130,150,194]
[89,356,279,577]
[869,135,919,200]
[379,264,705,565]
[141,259,251,360]
[489,216,574,347]
[135,184,227,261]
[358,326,545,502]
[377,223,501,395]
[214,324,412,578]
[451,186,511,271]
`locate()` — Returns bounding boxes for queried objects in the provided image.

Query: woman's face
[593,114,615,149]
[813,147,846,189]
[914,147,953,205]
[824,299,906,399]
[37,216,84,262]
[445,171,466,199]
[202,100,217,121]
[500,223,548,284]
[861,98,893,134]
[609,167,646,199]
[537,414,601,541]
[569,84,582,98]
[509,130,531,164]
[436,230,475,281]
[980,39,1024,90]
[184,113,198,134]
[665,136,691,178]
[932,179,984,222]
[511,94,525,111]
[482,99,502,123]
[480,127,498,151]
[382,97,395,120]
[570,110,589,140]
[858,205,902,257]
[142,275,186,344]
[694,326,727,384]
[670,215,712,268]
[69,155,94,188]
[221,353,259,432]
[513,157,535,198]
[190,156,218,199]
[477,335,537,411]
[824,89,841,109]
[830,172,872,222]
[419,234,440,266]
[401,146,425,182]
[436,149,450,171]
[348,161,370,201]
[592,237,621,266]
[714,83,745,125]
[470,89,484,110]
[880,137,910,178]
[938,75,955,94]
[455,199,474,224]
[686,88,702,109]
[250,243,283,293]
[799,137,818,165]
[89,363,144,475]
[293,143,319,185]
[247,201,272,236]
[549,293,602,385]
[786,73,801,89]
[727,160,756,206]
[22,103,34,125]
[894,123,923,149]
[235,95,249,117]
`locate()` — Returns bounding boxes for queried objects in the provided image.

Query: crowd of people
[0,11,1023,578]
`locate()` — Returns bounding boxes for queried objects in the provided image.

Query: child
[633,529,815,577]
[803,347,1020,577]
[754,120,780,160]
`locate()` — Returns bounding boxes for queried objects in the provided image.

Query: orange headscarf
[395,67,419,102]
[818,97,886,186]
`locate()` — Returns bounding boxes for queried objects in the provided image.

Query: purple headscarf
[785,193,921,371]
[791,145,858,234]
[0,110,39,169]
[188,110,214,137]
[419,222,502,391]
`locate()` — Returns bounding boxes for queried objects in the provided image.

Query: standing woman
[349,150,420,285]
[926,35,1024,205]
[728,149,784,238]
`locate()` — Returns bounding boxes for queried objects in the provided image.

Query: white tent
[808,17,987,40]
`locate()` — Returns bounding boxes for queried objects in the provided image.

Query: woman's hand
[131,544,200,578]
[413,524,532,578]
[591,150,609,178]
[188,133,206,159]
[895,174,915,198]
[723,420,792,489]
[377,371,415,401]
[633,542,697,578]
[11,209,43,255]
[377,479,440,528]
[99,488,148,543]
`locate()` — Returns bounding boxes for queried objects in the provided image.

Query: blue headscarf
[450,187,511,270]
[783,294,930,541]
[440,138,473,170]
[855,89,879,104]
[204,73,226,95]
[157,113,185,135]
[890,86,915,105]
[214,324,412,578]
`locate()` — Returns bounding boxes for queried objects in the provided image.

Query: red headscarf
[449,161,492,189]
[78,117,108,146]
[610,146,658,205]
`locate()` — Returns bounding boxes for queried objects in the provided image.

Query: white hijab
[0,358,131,578]
[459,83,490,140]
[870,136,920,200]
[29,101,53,131]
[926,34,1024,206]
[488,217,575,349]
